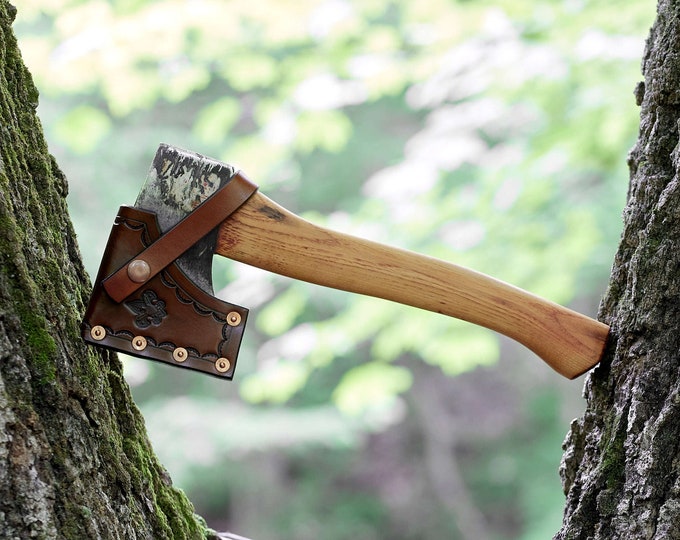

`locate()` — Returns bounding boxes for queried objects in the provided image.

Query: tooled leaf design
[125,289,167,329]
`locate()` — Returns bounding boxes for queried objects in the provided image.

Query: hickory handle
[216,192,609,379]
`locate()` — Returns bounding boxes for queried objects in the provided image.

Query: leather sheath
[81,172,258,379]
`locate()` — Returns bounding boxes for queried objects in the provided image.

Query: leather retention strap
[103,171,258,303]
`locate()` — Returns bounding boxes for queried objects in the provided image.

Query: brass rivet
[91,325,106,341]
[173,347,188,363]
[227,312,241,326]
[132,336,147,351]
[215,358,231,373]
[127,259,151,283]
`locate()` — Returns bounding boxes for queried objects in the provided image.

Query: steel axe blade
[82,143,609,379]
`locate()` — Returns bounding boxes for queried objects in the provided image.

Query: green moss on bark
[0,2,214,538]
[18,307,58,383]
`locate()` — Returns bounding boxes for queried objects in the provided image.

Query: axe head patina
[82,144,257,378]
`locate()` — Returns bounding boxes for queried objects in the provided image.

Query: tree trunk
[558,1,680,538]
[0,2,213,538]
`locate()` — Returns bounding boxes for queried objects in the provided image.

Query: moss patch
[17,304,58,383]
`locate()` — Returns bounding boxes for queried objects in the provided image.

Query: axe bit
[83,143,609,380]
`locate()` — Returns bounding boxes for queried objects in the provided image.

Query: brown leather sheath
[81,172,257,379]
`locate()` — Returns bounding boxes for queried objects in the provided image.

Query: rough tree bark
[0,2,216,538]
[558,1,680,538]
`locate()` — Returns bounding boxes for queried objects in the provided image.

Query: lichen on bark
[0,2,214,537]
[557,1,680,538]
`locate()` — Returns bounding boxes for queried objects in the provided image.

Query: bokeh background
[16,1,652,538]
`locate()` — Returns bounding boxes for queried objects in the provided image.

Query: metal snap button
[127,259,151,283]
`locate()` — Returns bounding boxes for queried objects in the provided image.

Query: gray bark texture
[0,2,215,538]
[558,1,680,538]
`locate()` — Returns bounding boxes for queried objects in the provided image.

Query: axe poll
[82,144,609,380]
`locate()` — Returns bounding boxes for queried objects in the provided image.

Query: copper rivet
[127,259,151,283]
[132,336,147,351]
[173,347,188,363]
[91,325,106,341]
[227,312,241,326]
[215,358,231,373]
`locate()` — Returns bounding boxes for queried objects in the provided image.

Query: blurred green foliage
[16,0,652,538]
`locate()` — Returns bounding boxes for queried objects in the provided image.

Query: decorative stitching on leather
[159,271,231,323]
[156,271,235,356]
[118,215,153,246]
[219,326,234,357]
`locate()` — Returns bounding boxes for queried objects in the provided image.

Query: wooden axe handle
[216,192,609,379]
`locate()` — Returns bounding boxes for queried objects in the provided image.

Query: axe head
[81,144,253,379]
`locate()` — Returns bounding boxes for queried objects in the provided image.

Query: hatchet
[82,143,609,380]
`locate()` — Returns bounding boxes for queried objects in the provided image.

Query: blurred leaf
[53,104,111,154]
[162,63,211,103]
[219,52,279,91]
[256,285,308,336]
[421,327,499,375]
[333,362,412,415]
[193,96,241,144]
[296,110,353,153]
[370,310,439,363]
[222,136,288,181]
[240,361,309,404]
[112,0,147,14]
